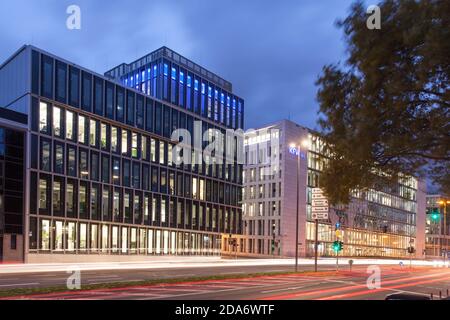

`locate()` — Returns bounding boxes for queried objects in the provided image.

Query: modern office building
[0,45,244,263]
[425,194,450,259]
[242,119,426,259]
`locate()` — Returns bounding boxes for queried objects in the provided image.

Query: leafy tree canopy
[316,0,449,205]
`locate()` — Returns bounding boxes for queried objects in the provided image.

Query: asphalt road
[3,266,450,300]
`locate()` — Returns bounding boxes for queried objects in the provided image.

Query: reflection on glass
[53,106,62,137]
[66,111,74,140]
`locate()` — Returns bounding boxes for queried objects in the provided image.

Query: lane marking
[0,283,39,287]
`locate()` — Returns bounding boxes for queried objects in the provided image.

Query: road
[3,266,450,300]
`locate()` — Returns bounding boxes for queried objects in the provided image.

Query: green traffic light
[332,241,343,253]
[430,209,440,221]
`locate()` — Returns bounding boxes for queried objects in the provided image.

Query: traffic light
[332,241,343,253]
[429,209,440,221]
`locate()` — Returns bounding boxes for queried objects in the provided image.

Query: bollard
[439,291,442,299]
[430,293,433,300]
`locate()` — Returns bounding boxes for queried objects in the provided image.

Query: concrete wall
[2,234,24,263]
[415,179,427,258]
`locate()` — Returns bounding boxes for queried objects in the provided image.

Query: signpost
[311,188,329,272]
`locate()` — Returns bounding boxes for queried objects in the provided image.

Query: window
[54,142,64,174]
[79,183,88,218]
[161,198,167,223]
[111,127,118,153]
[126,91,135,125]
[146,98,153,132]
[40,220,50,250]
[102,155,110,183]
[124,191,132,223]
[66,111,74,140]
[102,188,111,221]
[116,87,125,122]
[53,180,62,215]
[91,224,98,251]
[136,96,144,128]
[91,152,99,181]
[90,119,97,147]
[10,234,17,250]
[159,141,165,165]
[55,61,67,103]
[132,133,138,158]
[141,136,148,160]
[82,72,92,111]
[53,106,63,137]
[39,102,50,134]
[123,160,131,187]
[151,167,159,192]
[79,149,89,179]
[66,182,75,218]
[101,123,108,150]
[150,139,156,162]
[106,82,114,119]
[134,195,141,223]
[69,66,80,107]
[132,162,140,189]
[39,178,48,210]
[113,158,120,185]
[91,185,99,220]
[41,55,53,99]
[78,115,86,144]
[94,77,103,115]
[40,139,51,171]
[122,130,128,155]
[113,191,120,221]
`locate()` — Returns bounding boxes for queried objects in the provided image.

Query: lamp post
[291,139,309,273]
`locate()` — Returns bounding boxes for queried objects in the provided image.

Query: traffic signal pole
[314,219,319,272]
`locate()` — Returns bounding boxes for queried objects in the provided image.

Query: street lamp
[291,139,309,273]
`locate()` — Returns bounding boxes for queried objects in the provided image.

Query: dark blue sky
[0,0,355,130]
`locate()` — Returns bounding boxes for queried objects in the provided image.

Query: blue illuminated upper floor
[104,47,244,130]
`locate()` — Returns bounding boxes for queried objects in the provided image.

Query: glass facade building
[0,45,244,263]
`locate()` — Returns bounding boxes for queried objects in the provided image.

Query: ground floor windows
[32,218,222,255]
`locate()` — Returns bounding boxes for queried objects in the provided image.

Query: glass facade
[305,134,420,258]
[26,49,243,257]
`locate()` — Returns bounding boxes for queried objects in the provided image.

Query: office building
[242,119,426,259]
[0,45,244,263]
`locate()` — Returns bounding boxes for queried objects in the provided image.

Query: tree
[316,0,449,205]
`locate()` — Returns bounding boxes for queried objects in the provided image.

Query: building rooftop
[104,46,232,92]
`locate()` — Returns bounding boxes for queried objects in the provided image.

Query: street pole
[314,219,318,272]
[295,146,300,273]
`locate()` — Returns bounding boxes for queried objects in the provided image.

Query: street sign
[312,199,329,207]
[311,188,329,220]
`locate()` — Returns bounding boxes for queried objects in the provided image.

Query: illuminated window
[122,130,128,154]
[39,178,48,210]
[78,115,86,144]
[159,141,165,165]
[66,111,74,140]
[132,133,138,158]
[90,119,97,147]
[40,220,50,250]
[150,139,156,162]
[101,123,107,149]
[111,126,118,152]
[79,223,87,250]
[39,102,49,133]
[53,106,62,137]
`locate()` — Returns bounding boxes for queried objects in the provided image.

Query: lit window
[150,139,156,162]
[90,119,97,146]
[111,127,118,152]
[159,141,165,164]
[39,102,49,133]
[142,137,148,160]
[101,123,107,149]
[53,106,62,137]
[78,115,86,144]
[132,133,138,158]
[66,111,74,140]
[122,130,128,154]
